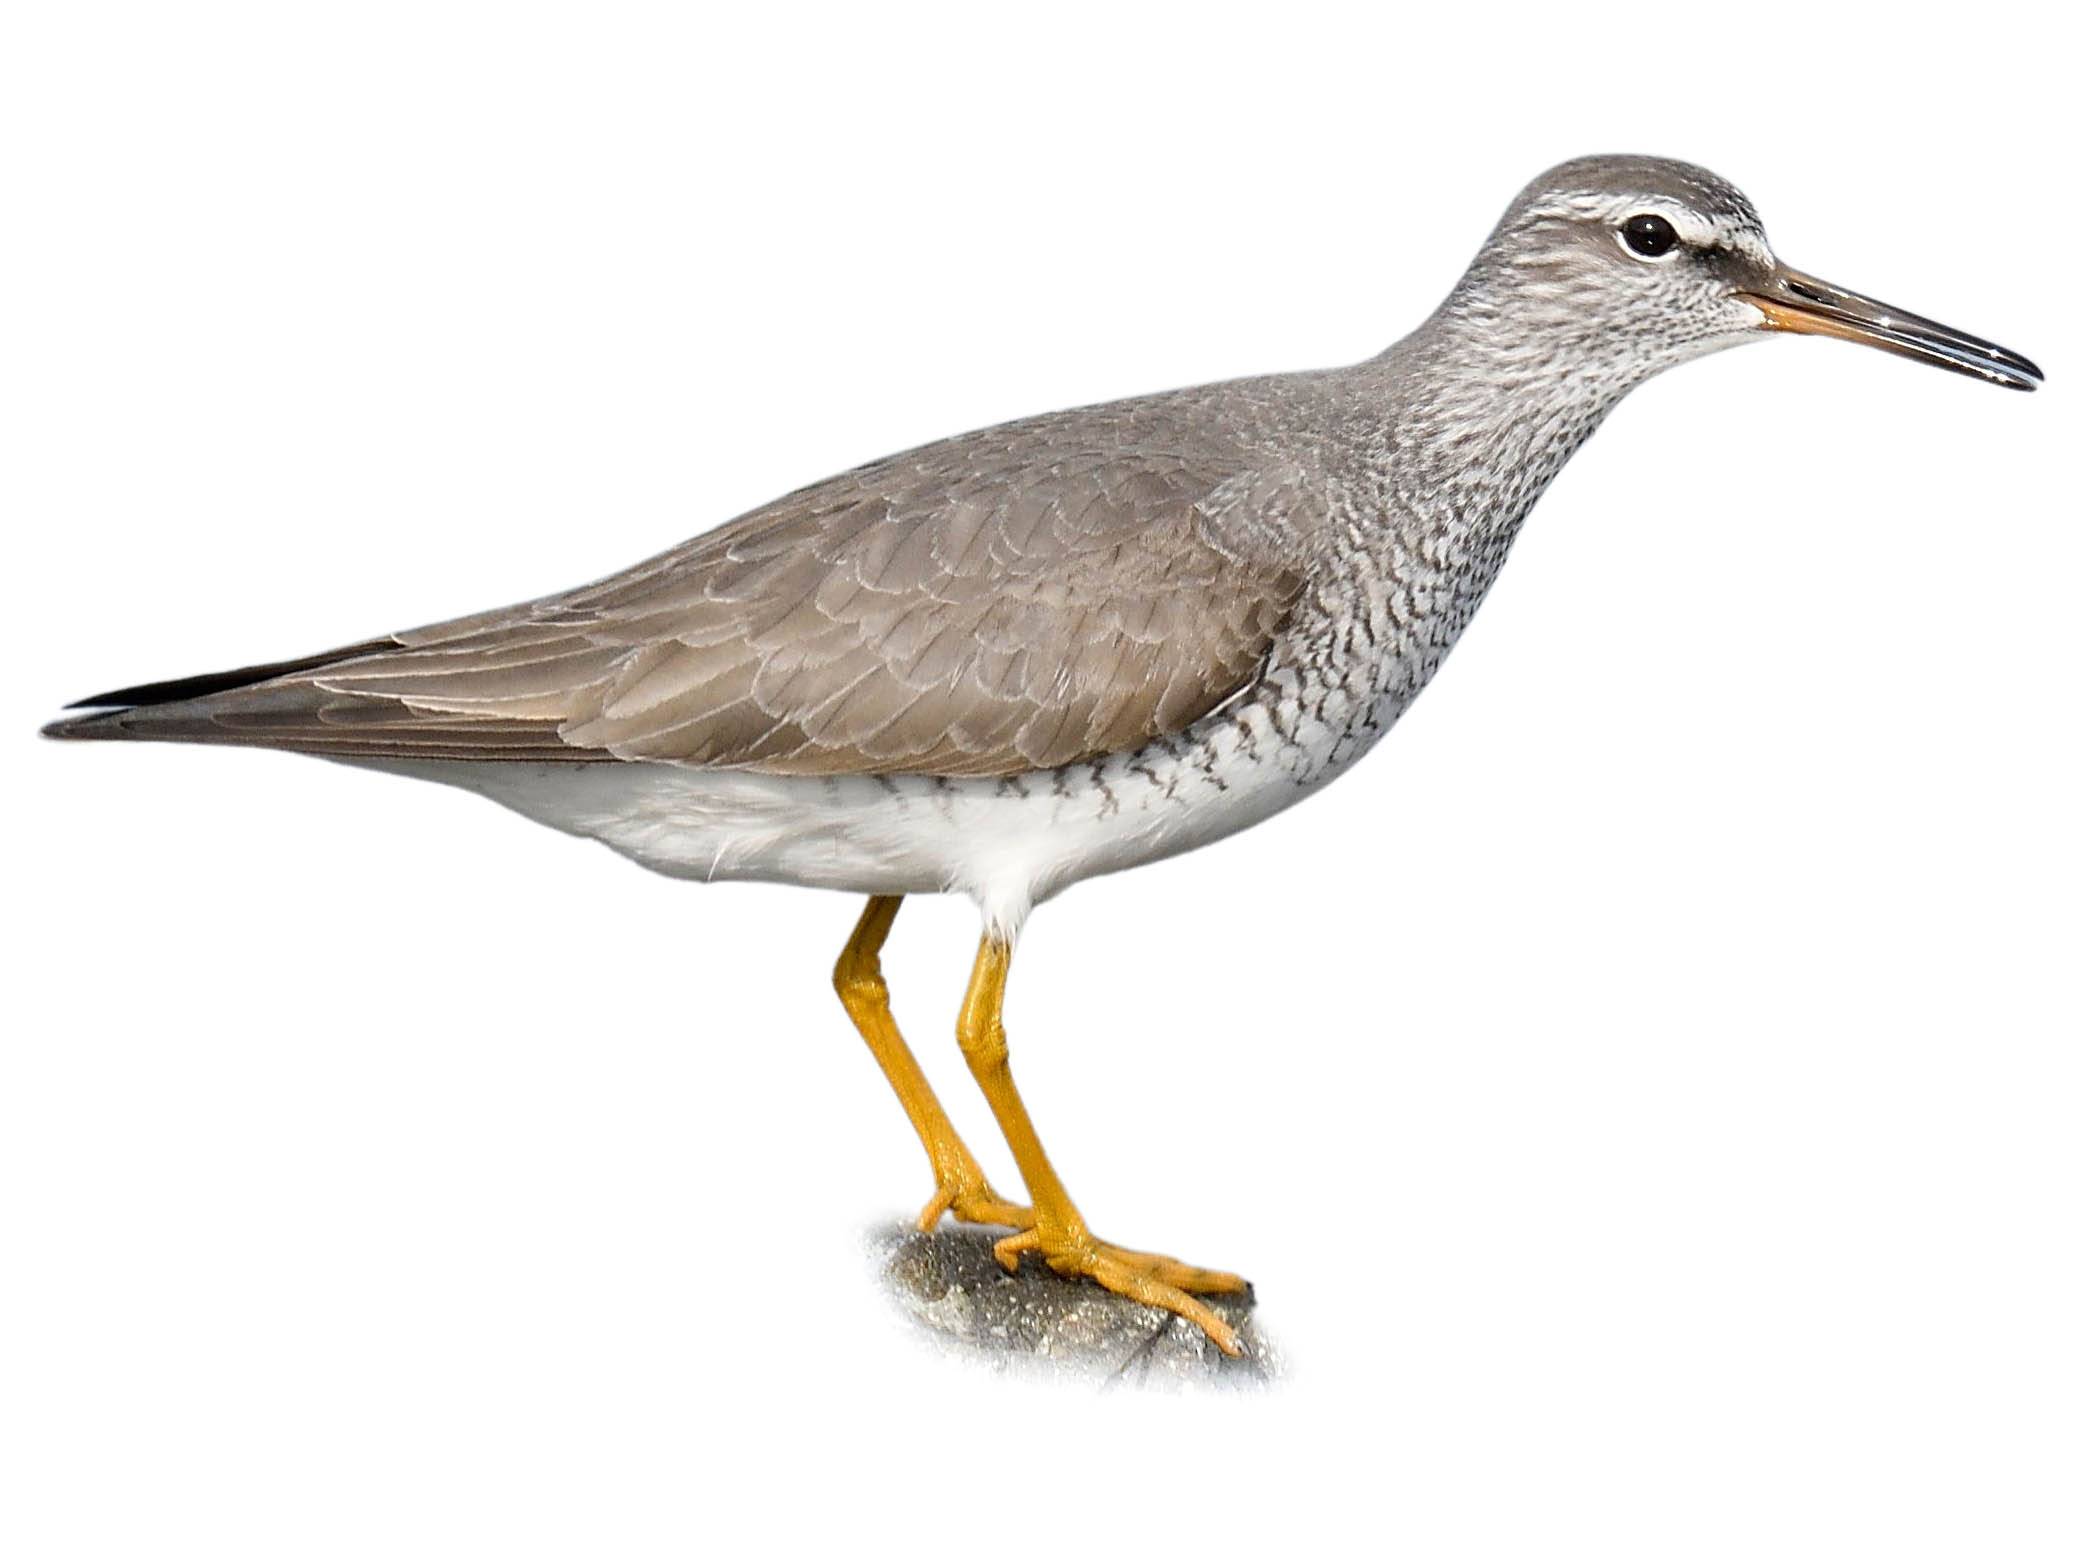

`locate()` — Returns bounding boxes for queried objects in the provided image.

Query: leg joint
[955,1010,1009,1074]
[834,896,900,1012]
[832,950,887,1011]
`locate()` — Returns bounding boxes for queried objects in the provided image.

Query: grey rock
[870,1223,1278,1388]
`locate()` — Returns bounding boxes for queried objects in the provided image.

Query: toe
[920,1173,1032,1233]
[952,1192,1032,1230]
[1095,1243,1250,1296]
[992,1227,1039,1273]
[1148,1258,1250,1295]
[916,1185,957,1230]
[1082,1249,1243,1358]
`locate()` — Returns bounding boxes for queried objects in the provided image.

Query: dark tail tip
[42,708,134,742]
[41,636,401,744]
[60,639,399,714]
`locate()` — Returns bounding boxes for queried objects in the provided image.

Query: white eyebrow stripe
[1526,189,1774,265]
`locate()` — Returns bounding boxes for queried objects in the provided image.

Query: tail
[41,639,401,743]
[40,625,595,762]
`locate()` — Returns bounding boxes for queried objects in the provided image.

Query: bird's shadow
[869,1222,1278,1389]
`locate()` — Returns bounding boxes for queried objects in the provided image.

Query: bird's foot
[915,1152,1031,1232]
[992,1223,1249,1357]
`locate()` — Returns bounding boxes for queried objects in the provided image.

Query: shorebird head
[1450,154,2041,392]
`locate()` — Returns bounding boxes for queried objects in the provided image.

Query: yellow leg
[833,896,1029,1231]
[954,933,1249,1357]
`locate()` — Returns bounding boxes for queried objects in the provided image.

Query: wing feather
[53,406,1318,775]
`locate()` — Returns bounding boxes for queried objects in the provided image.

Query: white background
[3,3,2073,1556]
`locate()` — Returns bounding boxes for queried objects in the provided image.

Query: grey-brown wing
[58,437,1311,776]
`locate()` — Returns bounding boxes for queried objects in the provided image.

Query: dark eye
[1620,213,1679,258]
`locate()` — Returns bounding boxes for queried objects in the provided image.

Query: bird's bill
[1738,266,2043,391]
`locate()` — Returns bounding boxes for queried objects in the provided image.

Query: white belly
[351,719,1318,938]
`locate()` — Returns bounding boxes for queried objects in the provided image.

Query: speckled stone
[870,1223,1277,1388]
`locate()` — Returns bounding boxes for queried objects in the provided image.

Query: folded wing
[50,430,1312,777]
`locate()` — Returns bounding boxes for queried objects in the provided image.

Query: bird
[43,156,2042,1357]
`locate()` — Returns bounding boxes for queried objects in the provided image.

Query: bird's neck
[1365,286,1659,548]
